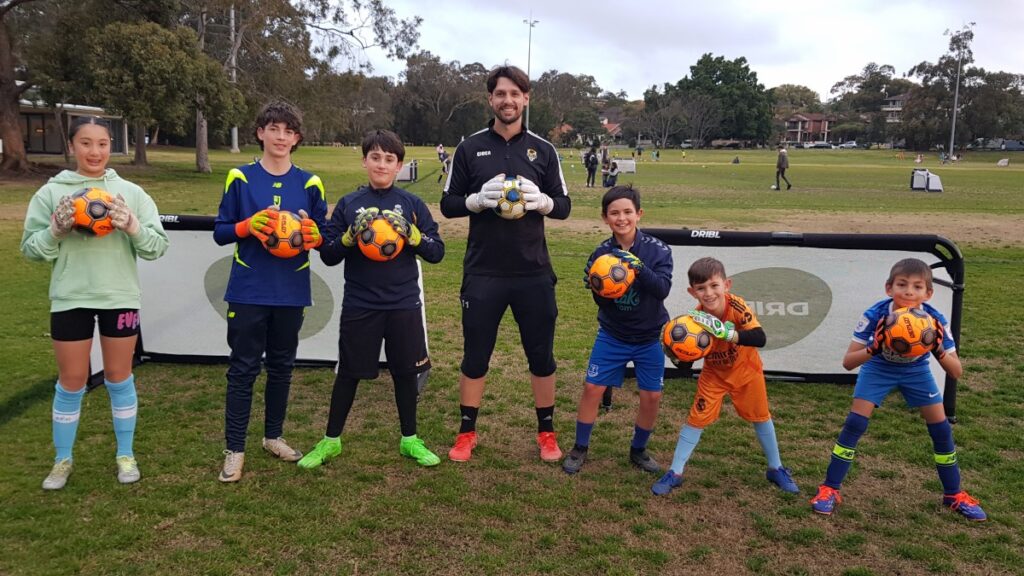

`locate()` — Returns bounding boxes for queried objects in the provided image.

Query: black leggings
[325,372,419,437]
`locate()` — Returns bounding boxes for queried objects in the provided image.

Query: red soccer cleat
[448,431,478,462]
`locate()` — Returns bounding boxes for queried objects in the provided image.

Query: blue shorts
[853,362,942,408]
[585,329,664,392]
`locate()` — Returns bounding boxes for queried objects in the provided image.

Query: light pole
[523,13,539,128]
[945,22,974,160]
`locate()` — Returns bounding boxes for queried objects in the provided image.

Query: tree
[531,70,602,140]
[395,52,486,145]
[680,92,721,148]
[0,0,43,173]
[635,85,686,148]
[676,53,772,142]
[86,21,241,166]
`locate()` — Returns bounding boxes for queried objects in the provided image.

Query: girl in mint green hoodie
[21,116,169,490]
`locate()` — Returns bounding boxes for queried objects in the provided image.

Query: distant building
[18,82,128,155]
[881,93,907,123]
[785,113,835,144]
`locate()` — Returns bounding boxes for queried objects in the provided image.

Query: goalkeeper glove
[50,195,75,239]
[519,177,553,215]
[236,206,278,242]
[931,320,947,360]
[297,209,322,250]
[465,174,505,213]
[110,194,140,237]
[341,207,379,247]
[866,318,886,356]
[611,248,643,271]
[381,209,422,247]
[688,309,736,341]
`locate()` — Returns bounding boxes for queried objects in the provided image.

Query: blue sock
[52,382,85,462]
[631,425,652,451]
[753,419,783,470]
[824,412,870,489]
[927,420,961,495]
[105,375,138,458]
[574,420,595,448]
[669,425,703,474]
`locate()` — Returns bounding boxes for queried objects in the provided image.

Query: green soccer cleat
[297,437,342,470]
[400,435,441,467]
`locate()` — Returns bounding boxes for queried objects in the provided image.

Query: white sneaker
[116,455,141,484]
[42,458,73,490]
[219,450,245,483]
[262,437,302,462]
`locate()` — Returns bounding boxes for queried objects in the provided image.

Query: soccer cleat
[766,466,800,494]
[537,431,562,462]
[651,471,683,496]
[116,455,141,484]
[262,437,302,462]
[810,484,841,515]
[219,450,245,483]
[943,491,987,521]
[400,436,440,467]
[297,437,342,470]
[42,458,73,491]
[562,446,587,475]
[630,449,663,474]
[448,431,477,462]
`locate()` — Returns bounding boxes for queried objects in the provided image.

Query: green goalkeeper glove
[381,209,422,247]
[341,207,379,247]
[688,309,736,341]
[611,248,643,271]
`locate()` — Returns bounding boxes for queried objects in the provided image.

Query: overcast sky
[362,0,1023,101]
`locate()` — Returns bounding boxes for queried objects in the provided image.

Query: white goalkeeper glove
[465,174,505,213]
[519,177,553,215]
[689,309,736,341]
[110,194,141,237]
[50,195,75,239]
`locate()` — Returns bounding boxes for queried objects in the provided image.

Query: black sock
[459,405,478,433]
[325,375,359,438]
[536,405,555,433]
[393,373,419,437]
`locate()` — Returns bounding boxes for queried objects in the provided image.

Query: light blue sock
[105,375,138,458]
[753,419,783,470]
[52,382,85,462]
[669,425,703,474]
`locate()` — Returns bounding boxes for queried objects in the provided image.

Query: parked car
[679,140,694,149]
[1001,139,1024,151]
[808,141,834,149]
[837,141,858,149]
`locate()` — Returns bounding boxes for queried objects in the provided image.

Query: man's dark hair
[254,100,303,151]
[486,65,530,94]
[361,129,405,161]
[887,258,933,291]
[601,184,641,216]
[68,116,112,141]
[688,257,728,286]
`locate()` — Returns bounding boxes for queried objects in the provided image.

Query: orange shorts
[686,374,771,428]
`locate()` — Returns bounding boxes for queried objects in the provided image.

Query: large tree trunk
[0,14,30,173]
[195,108,210,173]
[149,125,160,147]
[132,120,148,166]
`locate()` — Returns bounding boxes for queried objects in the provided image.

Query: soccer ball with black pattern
[262,210,304,258]
[358,216,405,262]
[588,253,635,299]
[71,188,115,237]
[494,177,527,220]
[883,307,938,358]
[662,314,714,362]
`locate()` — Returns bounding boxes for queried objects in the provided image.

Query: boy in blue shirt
[213,100,328,482]
[810,258,986,521]
[298,129,445,469]
[562,185,673,475]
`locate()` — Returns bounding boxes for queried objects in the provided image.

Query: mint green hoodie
[21,169,169,312]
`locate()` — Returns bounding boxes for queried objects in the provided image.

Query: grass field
[1,146,1022,575]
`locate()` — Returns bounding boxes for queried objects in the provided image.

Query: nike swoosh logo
[929,392,940,398]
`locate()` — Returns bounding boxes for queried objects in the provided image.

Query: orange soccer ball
[588,253,636,299]
[71,188,115,237]
[662,314,714,363]
[358,216,405,262]
[262,210,304,258]
[882,307,939,357]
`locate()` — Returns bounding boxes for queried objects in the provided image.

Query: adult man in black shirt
[440,65,571,463]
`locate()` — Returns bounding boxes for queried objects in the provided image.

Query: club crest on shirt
[273,195,282,207]
[393,204,404,216]
[527,148,537,162]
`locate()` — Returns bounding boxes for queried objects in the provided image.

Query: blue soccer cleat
[943,491,987,522]
[651,471,683,496]
[766,466,800,494]
[810,484,841,515]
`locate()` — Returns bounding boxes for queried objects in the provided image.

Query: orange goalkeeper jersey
[697,293,764,388]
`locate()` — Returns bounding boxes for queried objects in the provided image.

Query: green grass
[1,146,1023,575]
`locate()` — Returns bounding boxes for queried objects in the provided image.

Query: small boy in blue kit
[562,185,673,475]
[298,129,445,469]
[810,258,986,521]
[213,100,328,483]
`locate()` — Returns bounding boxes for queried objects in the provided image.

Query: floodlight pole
[229,4,240,153]
[523,13,539,129]
[946,22,973,160]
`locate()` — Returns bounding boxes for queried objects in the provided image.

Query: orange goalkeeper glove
[297,209,322,250]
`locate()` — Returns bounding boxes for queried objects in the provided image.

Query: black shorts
[459,273,558,379]
[338,307,430,379]
[51,308,141,342]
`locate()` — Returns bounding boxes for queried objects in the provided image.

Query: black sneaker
[629,448,662,474]
[562,446,587,475]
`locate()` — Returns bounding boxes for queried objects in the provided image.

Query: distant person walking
[585,147,599,188]
[775,146,792,190]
